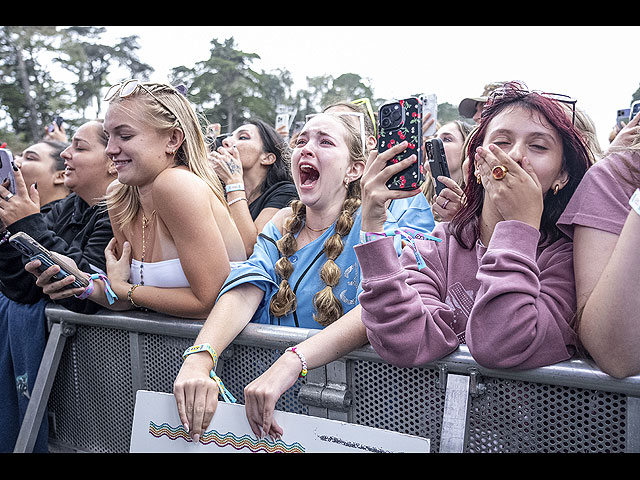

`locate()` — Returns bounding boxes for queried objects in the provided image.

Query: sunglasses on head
[103,79,181,120]
[486,86,577,125]
[351,97,377,137]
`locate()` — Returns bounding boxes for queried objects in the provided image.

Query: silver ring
[442,198,450,209]
[4,193,14,201]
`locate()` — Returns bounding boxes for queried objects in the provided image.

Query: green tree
[54,27,153,119]
[170,37,264,132]
[0,26,64,144]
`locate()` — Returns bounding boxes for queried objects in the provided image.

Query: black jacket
[0,193,113,314]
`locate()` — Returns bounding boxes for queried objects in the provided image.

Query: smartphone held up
[426,138,450,195]
[377,97,425,191]
[0,147,17,195]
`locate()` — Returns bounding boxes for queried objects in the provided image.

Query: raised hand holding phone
[0,157,40,228]
[360,142,422,233]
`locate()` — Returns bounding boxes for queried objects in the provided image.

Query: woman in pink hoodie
[356,81,592,370]
[242,82,593,439]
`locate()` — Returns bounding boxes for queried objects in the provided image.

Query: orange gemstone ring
[492,165,508,180]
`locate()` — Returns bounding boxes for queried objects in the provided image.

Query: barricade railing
[14,304,640,453]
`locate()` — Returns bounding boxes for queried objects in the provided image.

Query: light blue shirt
[217,194,434,329]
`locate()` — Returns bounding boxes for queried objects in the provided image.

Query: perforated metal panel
[45,321,633,453]
[466,377,627,453]
[352,360,444,452]
[48,325,135,453]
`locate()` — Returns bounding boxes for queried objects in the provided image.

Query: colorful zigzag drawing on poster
[148,421,306,453]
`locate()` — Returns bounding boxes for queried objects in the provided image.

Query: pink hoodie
[355,220,577,370]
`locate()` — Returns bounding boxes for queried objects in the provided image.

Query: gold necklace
[305,223,330,233]
[140,210,156,286]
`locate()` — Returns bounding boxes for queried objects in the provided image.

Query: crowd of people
[0,77,638,450]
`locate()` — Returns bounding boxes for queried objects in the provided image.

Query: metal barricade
[16,304,640,453]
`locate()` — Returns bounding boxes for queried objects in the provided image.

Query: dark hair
[41,140,69,172]
[449,81,592,248]
[245,117,293,193]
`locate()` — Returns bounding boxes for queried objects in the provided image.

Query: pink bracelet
[285,346,308,378]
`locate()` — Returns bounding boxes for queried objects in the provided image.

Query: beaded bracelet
[285,346,308,378]
[225,182,245,193]
[127,283,143,308]
[0,230,11,246]
[75,273,118,305]
[629,188,640,217]
[182,343,237,403]
[228,196,248,207]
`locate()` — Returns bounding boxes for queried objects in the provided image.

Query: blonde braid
[313,192,361,326]
[269,200,306,317]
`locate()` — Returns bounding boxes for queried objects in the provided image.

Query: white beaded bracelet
[629,188,640,217]
[228,197,248,206]
[285,346,308,378]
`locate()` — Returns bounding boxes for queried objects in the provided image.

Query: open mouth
[299,163,319,187]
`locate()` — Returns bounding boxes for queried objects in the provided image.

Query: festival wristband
[182,344,237,403]
[182,343,218,369]
[225,183,245,193]
[285,346,308,378]
[629,188,640,217]
[360,231,387,243]
[360,227,442,271]
[75,273,118,305]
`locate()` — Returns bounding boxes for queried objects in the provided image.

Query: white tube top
[129,259,243,289]
[130,258,190,288]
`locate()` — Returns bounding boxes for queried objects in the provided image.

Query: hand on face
[474,144,544,229]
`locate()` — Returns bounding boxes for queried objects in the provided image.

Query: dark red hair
[449,81,591,249]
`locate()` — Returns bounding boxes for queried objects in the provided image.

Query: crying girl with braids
[174,112,435,442]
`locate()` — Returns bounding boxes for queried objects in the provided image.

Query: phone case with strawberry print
[377,96,425,191]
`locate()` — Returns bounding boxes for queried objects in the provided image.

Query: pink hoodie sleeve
[465,221,577,370]
[355,236,460,368]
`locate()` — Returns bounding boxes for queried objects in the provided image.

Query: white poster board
[130,390,430,453]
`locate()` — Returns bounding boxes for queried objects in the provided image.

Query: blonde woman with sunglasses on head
[28,80,246,319]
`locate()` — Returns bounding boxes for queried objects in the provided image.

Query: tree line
[3,26,638,154]
[0,26,463,152]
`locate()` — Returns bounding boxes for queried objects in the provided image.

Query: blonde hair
[269,114,365,326]
[104,82,226,228]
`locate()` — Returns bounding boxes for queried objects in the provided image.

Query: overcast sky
[97,25,640,150]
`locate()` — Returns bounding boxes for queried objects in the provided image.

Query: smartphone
[9,232,89,289]
[378,97,425,191]
[213,133,232,150]
[275,108,297,137]
[48,115,63,133]
[0,148,17,195]
[422,94,438,137]
[426,138,450,195]
[617,108,631,128]
[630,101,640,122]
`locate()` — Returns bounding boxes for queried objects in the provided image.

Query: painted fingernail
[192,434,200,443]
